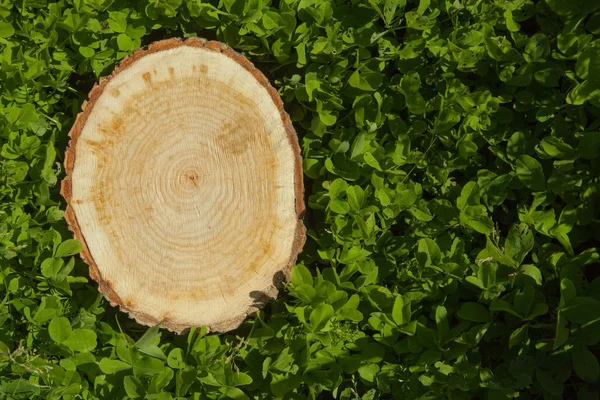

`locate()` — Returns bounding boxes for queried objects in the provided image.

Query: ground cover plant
[1,0,600,399]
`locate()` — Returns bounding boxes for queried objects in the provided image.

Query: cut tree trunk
[61,38,305,333]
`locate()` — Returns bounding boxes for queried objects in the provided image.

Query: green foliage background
[1,0,600,399]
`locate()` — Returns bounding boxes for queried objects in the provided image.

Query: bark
[61,38,305,333]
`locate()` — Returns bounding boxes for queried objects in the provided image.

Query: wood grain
[61,38,306,333]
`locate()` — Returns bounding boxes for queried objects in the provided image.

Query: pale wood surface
[61,39,305,333]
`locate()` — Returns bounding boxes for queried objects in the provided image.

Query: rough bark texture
[61,38,305,333]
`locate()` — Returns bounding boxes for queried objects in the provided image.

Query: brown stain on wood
[84,139,107,153]
[168,67,175,78]
[262,242,273,259]
[124,297,135,309]
[111,88,120,97]
[191,289,206,301]
[214,117,257,155]
[93,173,113,227]
[142,72,152,85]
[243,220,277,279]
[107,115,125,136]
[247,260,260,274]
[90,115,128,232]
[192,64,209,73]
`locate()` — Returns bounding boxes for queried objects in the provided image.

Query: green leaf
[305,72,320,101]
[0,379,42,396]
[357,363,379,382]
[392,296,405,325]
[545,0,600,19]
[530,303,549,320]
[435,306,449,343]
[576,48,600,81]
[457,182,480,210]
[536,369,563,396]
[516,155,545,191]
[309,304,334,332]
[99,358,132,374]
[458,139,477,158]
[540,136,575,158]
[330,199,350,214]
[54,240,82,258]
[524,34,550,63]
[562,297,600,324]
[514,284,535,317]
[136,325,161,351]
[117,34,134,51]
[485,236,517,267]
[504,10,520,32]
[554,312,569,350]
[509,324,529,348]
[408,200,433,221]
[560,278,577,307]
[124,376,143,398]
[457,303,490,323]
[79,46,95,58]
[405,92,427,114]
[291,264,313,286]
[567,80,600,105]
[292,284,315,302]
[520,265,543,285]
[397,189,417,210]
[364,152,382,171]
[504,225,534,267]
[220,386,249,400]
[175,366,196,395]
[578,132,600,159]
[400,71,420,94]
[270,373,302,396]
[62,329,97,352]
[133,356,166,377]
[329,178,348,198]
[361,342,385,363]
[48,317,72,343]
[507,132,526,160]
[0,22,15,38]
[108,12,128,33]
[416,0,430,15]
[262,12,280,30]
[231,371,253,386]
[416,238,441,268]
[462,206,493,234]
[167,348,185,369]
[572,344,600,382]
[347,186,365,211]
[41,257,64,278]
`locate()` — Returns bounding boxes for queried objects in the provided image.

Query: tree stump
[61,38,306,333]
